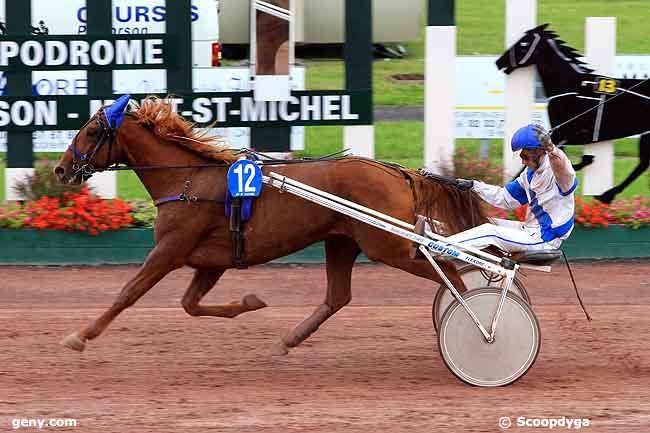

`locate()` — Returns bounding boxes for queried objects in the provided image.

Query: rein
[80,147,352,207]
[90,148,353,173]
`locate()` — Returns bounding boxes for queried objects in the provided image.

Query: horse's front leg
[61,240,184,352]
[181,268,267,318]
[572,154,595,171]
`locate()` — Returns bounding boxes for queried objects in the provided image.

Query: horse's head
[54,94,131,185]
[496,24,550,74]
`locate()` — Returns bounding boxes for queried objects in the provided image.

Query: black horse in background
[497,24,650,203]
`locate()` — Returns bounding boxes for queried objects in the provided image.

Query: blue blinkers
[103,94,132,130]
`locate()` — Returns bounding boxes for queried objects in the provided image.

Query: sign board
[0,35,171,70]
[0,90,370,131]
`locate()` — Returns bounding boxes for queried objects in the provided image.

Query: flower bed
[0,225,647,265]
[488,196,650,230]
[0,188,155,234]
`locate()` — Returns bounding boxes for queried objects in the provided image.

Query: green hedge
[0,226,648,265]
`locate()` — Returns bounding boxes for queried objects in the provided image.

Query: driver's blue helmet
[511,124,543,152]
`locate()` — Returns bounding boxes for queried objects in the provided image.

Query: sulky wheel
[438,287,541,387]
[432,265,530,332]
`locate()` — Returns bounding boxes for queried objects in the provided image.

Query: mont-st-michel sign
[0,92,369,130]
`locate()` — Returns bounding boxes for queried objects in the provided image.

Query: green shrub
[13,159,88,201]
[441,148,504,185]
[129,200,157,228]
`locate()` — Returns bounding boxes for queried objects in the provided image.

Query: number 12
[233,164,256,193]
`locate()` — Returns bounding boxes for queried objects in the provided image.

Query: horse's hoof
[243,294,267,311]
[61,333,86,352]
[271,341,289,356]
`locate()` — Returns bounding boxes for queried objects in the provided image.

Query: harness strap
[154,195,226,207]
[229,197,248,269]
[154,195,186,206]
[153,169,225,207]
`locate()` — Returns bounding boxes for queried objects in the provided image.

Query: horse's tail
[404,169,489,235]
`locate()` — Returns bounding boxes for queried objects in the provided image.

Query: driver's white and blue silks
[446,155,578,253]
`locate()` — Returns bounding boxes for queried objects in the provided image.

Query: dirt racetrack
[1,260,650,432]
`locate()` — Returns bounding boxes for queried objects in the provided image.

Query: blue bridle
[67,109,116,181]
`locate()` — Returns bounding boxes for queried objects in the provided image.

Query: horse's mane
[333,158,487,234]
[373,162,486,234]
[129,96,239,163]
[531,24,594,74]
[405,169,488,235]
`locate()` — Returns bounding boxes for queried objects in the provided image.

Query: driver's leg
[445,223,545,253]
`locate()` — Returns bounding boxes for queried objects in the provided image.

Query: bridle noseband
[68,108,117,181]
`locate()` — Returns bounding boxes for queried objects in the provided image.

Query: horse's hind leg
[596,134,650,203]
[181,268,267,318]
[362,237,468,295]
[272,236,360,356]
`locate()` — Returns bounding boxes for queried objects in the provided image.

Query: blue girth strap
[154,194,186,206]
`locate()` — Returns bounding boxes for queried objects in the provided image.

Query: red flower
[19,189,134,234]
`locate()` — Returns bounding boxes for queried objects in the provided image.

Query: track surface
[1,261,649,432]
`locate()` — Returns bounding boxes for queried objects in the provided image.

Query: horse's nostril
[54,166,65,177]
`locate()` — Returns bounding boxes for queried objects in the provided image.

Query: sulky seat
[510,249,563,266]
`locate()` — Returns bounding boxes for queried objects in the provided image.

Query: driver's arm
[547,148,578,194]
[472,177,529,210]
[535,126,578,194]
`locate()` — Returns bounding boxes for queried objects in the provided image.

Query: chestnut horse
[54,96,487,356]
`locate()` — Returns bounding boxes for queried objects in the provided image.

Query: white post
[87,172,117,199]
[5,168,35,200]
[583,17,616,195]
[5,169,117,200]
[503,0,537,180]
[293,0,304,43]
[344,125,375,158]
[424,25,456,172]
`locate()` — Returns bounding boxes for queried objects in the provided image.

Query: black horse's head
[496,24,552,74]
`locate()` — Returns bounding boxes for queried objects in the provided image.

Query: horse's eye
[520,42,530,47]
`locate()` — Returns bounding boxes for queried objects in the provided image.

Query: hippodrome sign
[0,36,170,69]
[0,92,371,130]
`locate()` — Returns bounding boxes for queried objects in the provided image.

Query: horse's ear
[532,23,550,33]
[126,99,139,113]
[104,94,131,129]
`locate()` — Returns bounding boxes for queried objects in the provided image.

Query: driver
[444,124,578,253]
